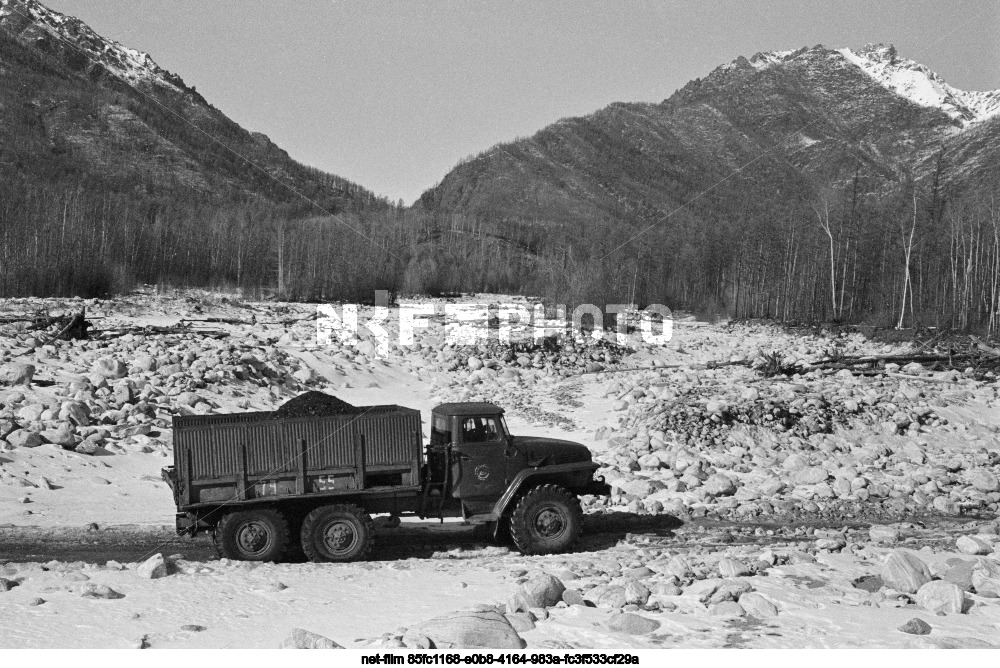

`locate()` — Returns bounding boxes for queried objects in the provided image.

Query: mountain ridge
[418,42,1000,223]
[0,0,386,210]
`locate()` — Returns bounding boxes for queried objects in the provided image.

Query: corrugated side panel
[185,424,238,479]
[175,406,422,482]
[283,417,358,471]
[359,410,421,466]
[245,422,292,476]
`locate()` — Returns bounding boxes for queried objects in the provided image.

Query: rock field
[1,289,999,648]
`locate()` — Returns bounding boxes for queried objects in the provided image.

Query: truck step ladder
[420,444,451,523]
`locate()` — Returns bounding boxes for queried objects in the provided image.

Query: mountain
[418,43,1000,225]
[0,0,384,209]
[0,0,398,300]
[413,44,1000,326]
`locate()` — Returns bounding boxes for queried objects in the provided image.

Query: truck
[161,397,610,562]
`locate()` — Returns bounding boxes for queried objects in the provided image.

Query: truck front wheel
[510,484,582,555]
[300,504,374,562]
[214,508,290,562]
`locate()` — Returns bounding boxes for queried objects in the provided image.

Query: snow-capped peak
[838,43,1000,126]
[0,0,184,92]
[748,49,797,69]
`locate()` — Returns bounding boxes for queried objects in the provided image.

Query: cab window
[461,417,501,443]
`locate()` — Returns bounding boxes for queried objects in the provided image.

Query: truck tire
[300,504,374,562]
[214,508,290,562]
[509,484,582,555]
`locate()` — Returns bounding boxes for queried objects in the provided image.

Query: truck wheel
[300,504,374,562]
[510,484,582,555]
[214,508,289,562]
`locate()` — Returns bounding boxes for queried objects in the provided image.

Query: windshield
[500,415,510,439]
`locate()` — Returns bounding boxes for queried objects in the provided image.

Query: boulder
[738,592,778,618]
[710,600,746,617]
[504,613,535,633]
[881,550,932,593]
[907,636,997,649]
[915,580,967,614]
[792,466,829,485]
[134,355,157,372]
[898,618,932,635]
[0,363,34,386]
[618,479,655,497]
[290,368,315,385]
[92,358,127,380]
[59,401,90,427]
[717,558,752,578]
[280,628,344,649]
[703,474,736,497]
[79,583,125,599]
[968,469,1000,493]
[943,560,976,591]
[409,610,525,649]
[622,579,650,606]
[605,613,660,635]
[508,573,565,612]
[401,633,434,650]
[177,392,203,407]
[136,554,170,579]
[708,581,753,604]
[971,558,1000,598]
[956,535,992,556]
[6,429,42,449]
[869,525,900,544]
[705,400,727,415]
[933,496,961,515]
[40,423,75,447]
[588,585,628,609]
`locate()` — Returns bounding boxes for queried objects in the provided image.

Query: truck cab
[427,402,607,522]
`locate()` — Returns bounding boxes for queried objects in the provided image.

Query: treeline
[4,160,1000,338]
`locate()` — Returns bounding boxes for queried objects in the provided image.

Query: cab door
[452,415,509,506]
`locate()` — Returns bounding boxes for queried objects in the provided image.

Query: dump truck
[162,395,610,562]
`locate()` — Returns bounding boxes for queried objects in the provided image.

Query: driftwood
[41,308,90,343]
[180,316,255,325]
[93,323,230,339]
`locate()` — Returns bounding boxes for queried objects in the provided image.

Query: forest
[2,154,999,335]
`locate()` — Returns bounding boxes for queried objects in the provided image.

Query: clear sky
[44,0,1000,204]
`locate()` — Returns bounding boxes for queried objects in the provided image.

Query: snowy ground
[1,290,999,649]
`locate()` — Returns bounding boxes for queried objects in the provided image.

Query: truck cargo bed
[170,405,423,511]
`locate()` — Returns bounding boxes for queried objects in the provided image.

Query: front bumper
[580,476,612,498]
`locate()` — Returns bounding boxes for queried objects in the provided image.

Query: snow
[3,291,1000,648]
[749,50,794,70]
[837,46,1000,127]
[0,0,182,92]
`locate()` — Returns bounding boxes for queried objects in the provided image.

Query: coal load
[275,391,358,418]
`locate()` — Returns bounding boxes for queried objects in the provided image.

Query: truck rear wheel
[510,484,582,555]
[214,508,290,562]
[300,504,374,562]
